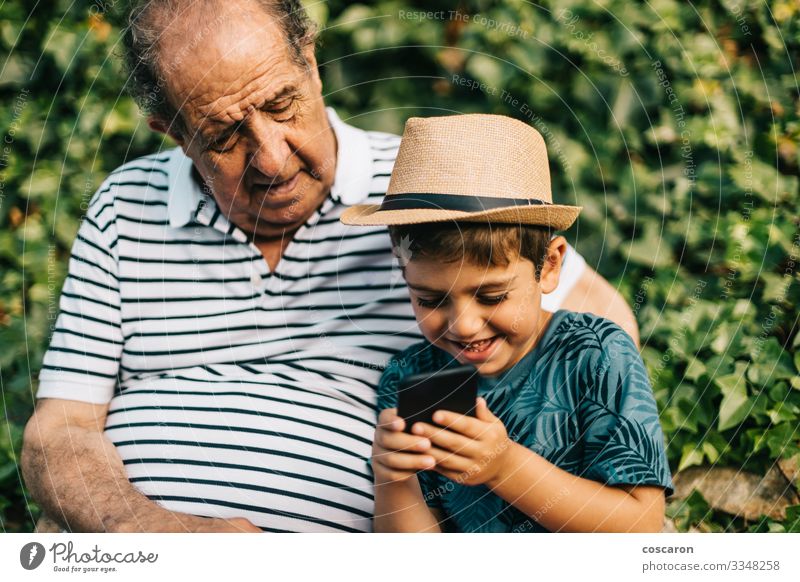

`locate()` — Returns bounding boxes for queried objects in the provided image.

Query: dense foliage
[1,0,798,532]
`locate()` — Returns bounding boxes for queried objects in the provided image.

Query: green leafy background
[1,0,798,532]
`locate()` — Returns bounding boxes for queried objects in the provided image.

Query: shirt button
[250,272,262,288]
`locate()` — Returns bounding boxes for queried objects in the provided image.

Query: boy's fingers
[431,410,486,439]
[376,429,431,453]
[373,446,435,471]
[377,408,405,432]
[427,448,472,473]
[412,423,478,456]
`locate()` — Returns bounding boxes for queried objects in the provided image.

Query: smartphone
[396,365,479,432]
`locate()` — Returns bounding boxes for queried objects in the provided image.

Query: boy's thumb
[475,397,494,421]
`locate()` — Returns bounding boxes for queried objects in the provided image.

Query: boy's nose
[446,307,485,340]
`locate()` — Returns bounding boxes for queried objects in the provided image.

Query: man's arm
[21,398,261,532]
[560,265,640,346]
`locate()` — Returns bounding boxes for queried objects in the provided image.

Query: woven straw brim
[340,203,582,230]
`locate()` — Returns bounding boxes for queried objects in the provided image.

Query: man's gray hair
[122,0,318,136]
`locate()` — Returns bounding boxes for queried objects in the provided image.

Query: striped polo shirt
[38,108,585,532]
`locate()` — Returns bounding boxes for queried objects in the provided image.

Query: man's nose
[246,115,293,179]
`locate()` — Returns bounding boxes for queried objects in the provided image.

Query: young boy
[341,114,673,533]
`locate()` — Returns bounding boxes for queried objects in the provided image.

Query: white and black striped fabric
[38,108,585,532]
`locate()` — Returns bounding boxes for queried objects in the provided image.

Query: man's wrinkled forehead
[156,1,300,126]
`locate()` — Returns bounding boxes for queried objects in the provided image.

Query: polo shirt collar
[326,107,374,205]
[166,107,375,229]
[166,145,205,229]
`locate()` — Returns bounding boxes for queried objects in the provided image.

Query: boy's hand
[410,398,512,487]
[372,408,436,485]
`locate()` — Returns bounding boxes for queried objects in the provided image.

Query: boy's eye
[415,296,447,309]
[478,293,509,305]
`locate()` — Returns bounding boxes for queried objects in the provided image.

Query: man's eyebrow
[407,276,517,294]
[199,118,242,143]
[211,119,244,140]
[200,85,300,140]
[262,86,299,107]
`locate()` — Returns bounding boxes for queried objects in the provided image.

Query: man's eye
[207,133,239,153]
[269,99,295,121]
[478,293,509,305]
[416,296,447,309]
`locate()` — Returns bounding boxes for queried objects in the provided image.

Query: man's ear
[539,235,568,294]
[301,44,322,92]
[148,116,185,147]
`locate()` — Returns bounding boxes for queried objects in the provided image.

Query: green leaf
[684,358,706,382]
[302,0,329,26]
[711,322,746,356]
[716,374,750,431]
[678,443,704,471]
[0,462,17,483]
[748,338,795,385]
[667,490,713,532]
[623,223,672,268]
[766,424,800,459]
[768,402,798,424]
[783,506,800,533]
[465,54,505,89]
[761,272,791,303]
[701,441,719,464]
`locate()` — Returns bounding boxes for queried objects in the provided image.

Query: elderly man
[22,0,638,533]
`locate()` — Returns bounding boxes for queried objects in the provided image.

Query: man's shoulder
[365,129,401,141]
[87,149,176,214]
[102,149,175,189]
[364,128,401,155]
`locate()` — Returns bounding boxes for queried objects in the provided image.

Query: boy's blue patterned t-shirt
[376,310,674,533]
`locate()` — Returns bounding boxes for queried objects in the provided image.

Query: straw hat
[340,114,581,230]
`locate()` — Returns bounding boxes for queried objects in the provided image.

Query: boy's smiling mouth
[449,335,501,361]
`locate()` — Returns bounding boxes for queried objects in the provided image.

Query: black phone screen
[396,365,479,432]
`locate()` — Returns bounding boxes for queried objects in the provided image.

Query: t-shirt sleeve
[579,329,674,495]
[36,187,123,404]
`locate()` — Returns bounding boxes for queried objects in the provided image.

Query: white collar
[326,107,374,205]
[166,107,374,228]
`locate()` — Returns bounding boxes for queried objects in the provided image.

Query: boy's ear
[539,235,568,294]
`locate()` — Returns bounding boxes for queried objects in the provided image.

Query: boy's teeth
[461,337,493,351]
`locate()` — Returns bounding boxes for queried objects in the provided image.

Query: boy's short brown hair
[388,222,553,280]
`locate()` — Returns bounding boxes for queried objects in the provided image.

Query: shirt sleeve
[36,187,123,404]
[541,243,586,311]
[579,328,674,495]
